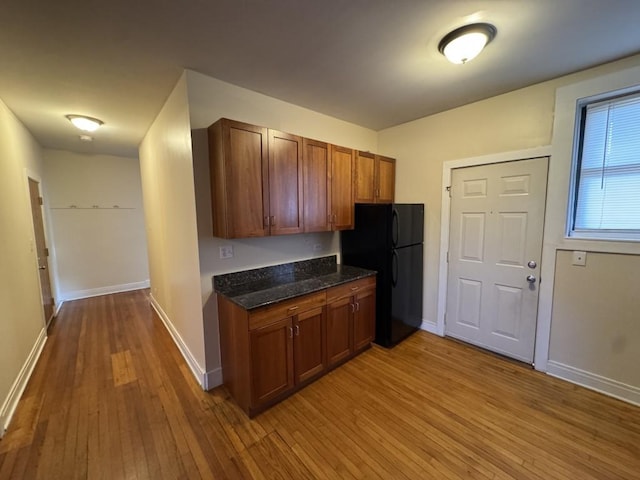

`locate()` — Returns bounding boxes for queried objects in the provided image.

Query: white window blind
[573,92,640,237]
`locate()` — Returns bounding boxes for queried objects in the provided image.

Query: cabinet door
[211,119,269,238]
[250,317,294,407]
[330,145,355,230]
[353,287,376,352]
[294,307,326,383]
[376,155,396,204]
[269,130,304,235]
[326,296,353,367]
[303,139,331,232]
[354,151,376,203]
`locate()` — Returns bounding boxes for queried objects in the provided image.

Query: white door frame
[436,145,552,371]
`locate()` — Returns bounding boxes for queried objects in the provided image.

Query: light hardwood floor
[1,290,638,479]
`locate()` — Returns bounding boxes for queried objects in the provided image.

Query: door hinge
[445,186,451,198]
[44,247,49,257]
[446,251,449,263]
[38,196,43,205]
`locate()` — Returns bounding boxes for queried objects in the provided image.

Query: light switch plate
[572,250,587,266]
[219,245,234,259]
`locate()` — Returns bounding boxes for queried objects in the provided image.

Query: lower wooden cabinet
[326,297,352,367]
[294,307,326,383]
[326,277,376,368]
[217,276,375,417]
[249,317,295,406]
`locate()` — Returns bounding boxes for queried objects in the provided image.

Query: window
[570,90,640,240]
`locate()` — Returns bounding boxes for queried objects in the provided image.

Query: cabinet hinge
[38,196,43,205]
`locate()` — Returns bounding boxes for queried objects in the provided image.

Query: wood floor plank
[1,289,639,480]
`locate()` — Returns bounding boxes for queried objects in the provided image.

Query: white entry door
[445,157,548,363]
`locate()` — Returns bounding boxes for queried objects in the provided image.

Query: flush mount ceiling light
[66,114,104,132]
[438,23,497,64]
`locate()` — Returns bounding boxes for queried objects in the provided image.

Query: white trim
[54,300,64,317]
[149,294,207,389]
[547,361,640,407]
[205,368,223,390]
[0,328,47,437]
[436,146,552,363]
[62,280,150,301]
[419,319,440,335]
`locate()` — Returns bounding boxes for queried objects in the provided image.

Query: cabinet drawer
[249,291,326,330]
[326,276,375,304]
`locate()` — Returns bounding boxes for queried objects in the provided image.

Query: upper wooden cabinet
[268,130,304,235]
[376,155,396,204]
[302,139,331,233]
[330,145,355,230]
[208,119,303,238]
[209,119,269,238]
[302,141,355,232]
[209,118,394,238]
[355,151,396,204]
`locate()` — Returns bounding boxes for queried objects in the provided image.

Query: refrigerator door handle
[391,250,399,287]
[392,208,399,248]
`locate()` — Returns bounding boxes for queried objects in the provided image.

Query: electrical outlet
[219,245,234,259]
[572,251,587,266]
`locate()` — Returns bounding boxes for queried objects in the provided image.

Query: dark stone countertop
[213,255,376,310]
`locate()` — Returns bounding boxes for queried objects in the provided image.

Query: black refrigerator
[341,204,424,347]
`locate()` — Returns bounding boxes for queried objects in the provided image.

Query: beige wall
[0,98,49,433]
[550,251,640,392]
[43,150,149,300]
[139,73,206,383]
[185,70,378,381]
[378,54,640,402]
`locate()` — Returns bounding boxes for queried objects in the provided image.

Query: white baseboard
[420,319,442,336]
[0,328,48,437]
[54,300,64,317]
[62,280,150,302]
[149,294,208,390]
[205,368,223,390]
[547,360,640,407]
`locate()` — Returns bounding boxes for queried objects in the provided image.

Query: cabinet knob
[350,286,358,291]
[294,325,300,336]
[270,216,275,226]
[289,327,294,338]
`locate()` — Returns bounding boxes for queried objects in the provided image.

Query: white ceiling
[2,0,640,158]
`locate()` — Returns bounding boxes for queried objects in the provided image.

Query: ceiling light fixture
[66,114,104,132]
[438,23,497,64]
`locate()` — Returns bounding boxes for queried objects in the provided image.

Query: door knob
[526,275,536,284]
[527,260,537,269]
